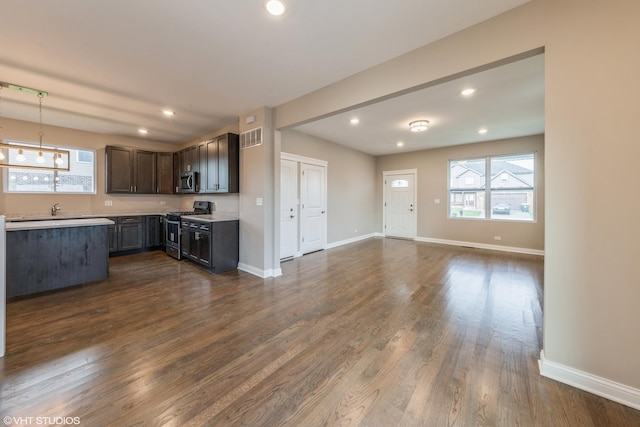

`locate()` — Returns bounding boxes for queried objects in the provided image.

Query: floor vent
[240,127,263,149]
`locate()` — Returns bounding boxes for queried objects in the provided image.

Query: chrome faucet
[51,203,61,216]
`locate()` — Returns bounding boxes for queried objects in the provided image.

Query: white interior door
[384,173,416,239]
[280,159,298,259]
[300,163,326,254]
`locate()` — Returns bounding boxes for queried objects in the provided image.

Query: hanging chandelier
[0,81,70,171]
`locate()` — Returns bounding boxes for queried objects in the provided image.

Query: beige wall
[272,0,640,397]
[238,107,278,275]
[281,129,377,245]
[376,135,544,251]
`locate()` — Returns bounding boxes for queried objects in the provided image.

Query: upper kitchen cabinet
[156,152,174,194]
[106,145,173,194]
[177,133,239,194]
[106,146,133,193]
[134,149,156,193]
[178,145,199,175]
[204,133,239,193]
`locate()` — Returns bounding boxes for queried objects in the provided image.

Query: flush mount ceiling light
[138,128,149,135]
[409,120,429,132]
[265,0,286,16]
[397,141,404,147]
[478,128,488,134]
[461,88,476,96]
[162,109,175,117]
[0,81,70,171]
[350,118,360,125]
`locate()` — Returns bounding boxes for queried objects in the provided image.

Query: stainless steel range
[165,201,213,260]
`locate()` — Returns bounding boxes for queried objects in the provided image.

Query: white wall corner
[539,350,640,411]
[237,263,281,279]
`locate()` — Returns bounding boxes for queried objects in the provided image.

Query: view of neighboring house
[449,153,534,220]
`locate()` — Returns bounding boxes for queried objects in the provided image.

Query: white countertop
[187,214,239,223]
[6,218,115,231]
[6,212,170,222]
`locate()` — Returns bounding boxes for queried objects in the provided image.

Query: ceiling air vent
[240,127,263,149]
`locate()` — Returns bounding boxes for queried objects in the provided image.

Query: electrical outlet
[494,236,502,241]
[104,200,112,206]
[434,198,440,204]
[256,198,263,206]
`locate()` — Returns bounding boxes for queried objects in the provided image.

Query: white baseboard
[539,350,640,410]
[325,233,379,250]
[415,236,544,256]
[237,263,282,278]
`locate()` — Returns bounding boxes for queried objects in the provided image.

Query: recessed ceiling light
[162,110,175,116]
[409,120,429,132]
[138,128,149,135]
[350,118,360,125]
[478,128,488,134]
[397,142,404,147]
[265,0,286,16]
[461,88,476,96]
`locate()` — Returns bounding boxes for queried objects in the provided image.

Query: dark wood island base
[6,219,113,298]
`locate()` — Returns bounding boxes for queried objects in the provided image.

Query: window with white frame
[3,140,96,194]
[449,153,535,221]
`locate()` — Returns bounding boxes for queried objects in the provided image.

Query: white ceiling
[0,0,532,147]
[294,54,544,156]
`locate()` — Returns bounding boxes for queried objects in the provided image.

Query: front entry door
[280,159,298,259]
[300,163,326,254]
[384,173,416,239]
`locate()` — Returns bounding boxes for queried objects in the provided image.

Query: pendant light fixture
[0,81,70,171]
[36,93,45,163]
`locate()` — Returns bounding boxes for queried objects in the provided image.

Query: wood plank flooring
[2,238,639,426]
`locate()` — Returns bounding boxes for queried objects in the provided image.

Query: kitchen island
[6,218,114,298]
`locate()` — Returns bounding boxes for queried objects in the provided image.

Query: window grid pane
[449,153,535,221]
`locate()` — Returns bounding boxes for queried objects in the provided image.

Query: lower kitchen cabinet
[145,215,163,248]
[118,216,143,251]
[180,219,239,272]
[109,215,164,255]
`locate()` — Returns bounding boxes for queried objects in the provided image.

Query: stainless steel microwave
[179,171,199,193]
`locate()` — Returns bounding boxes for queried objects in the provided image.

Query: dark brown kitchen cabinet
[106,145,173,194]
[109,216,143,253]
[156,152,174,194]
[178,145,198,175]
[202,133,239,193]
[105,146,133,193]
[107,217,118,252]
[109,215,162,255]
[175,133,238,194]
[118,216,143,251]
[145,215,162,248]
[134,149,156,193]
[180,218,238,272]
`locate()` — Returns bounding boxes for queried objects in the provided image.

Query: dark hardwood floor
[1,238,639,426]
